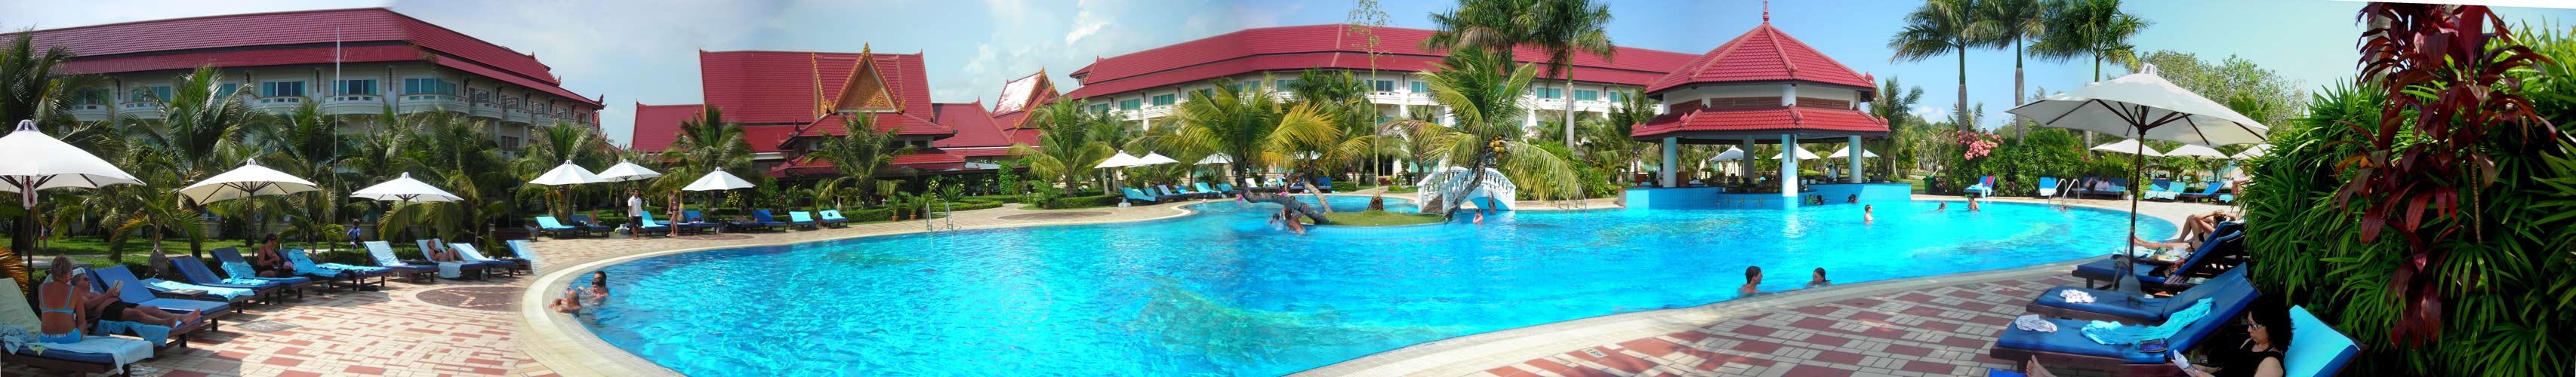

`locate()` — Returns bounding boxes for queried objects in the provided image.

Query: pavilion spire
[1762,0,1770,23]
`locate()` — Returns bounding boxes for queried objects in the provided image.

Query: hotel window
[261,81,304,97]
[1274,79,1298,90]
[500,136,522,150]
[1091,104,1111,113]
[1574,90,1598,101]
[504,97,521,109]
[1410,81,1429,93]
[72,88,107,105]
[1119,99,1142,110]
[1240,80,1259,90]
[216,83,242,98]
[1151,94,1176,106]
[1373,80,1395,91]
[1194,88,1214,100]
[1606,91,1625,102]
[1536,87,1562,100]
[131,86,172,103]
[404,78,458,95]
[471,89,492,103]
[335,79,377,96]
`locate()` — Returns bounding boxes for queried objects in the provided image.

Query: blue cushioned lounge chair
[566,214,615,235]
[211,247,326,294]
[2283,305,2362,376]
[2035,177,2060,198]
[2175,183,2227,203]
[787,211,819,230]
[2073,222,2245,292]
[1193,182,1221,196]
[678,210,723,234]
[818,210,849,225]
[363,241,439,284]
[2,277,149,376]
[533,216,583,238]
[1214,183,1237,195]
[280,248,387,292]
[451,243,528,276]
[1963,176,1996,197]
[169,254,301,304]
[2030,267,2249,325]
[86,265,231,338]
[1122,188,1160,204]
[415,240,491,280]
[505,240,547,275]
[635,213,673,235]
[1988,274,2260,375]
[748,210,790,231]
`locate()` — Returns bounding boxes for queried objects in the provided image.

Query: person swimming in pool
[552,271,611,314]
[1933,202,1948,212]
[1863,205,1875,223]
[1739,266,1767,297]
[1966,196,1983,211]
[1806,268,1832,289]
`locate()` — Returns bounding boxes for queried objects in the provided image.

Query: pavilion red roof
[1630,106,1887,142]
[1065,25,1696,99]
[698,50,935,125]
[629,103,701,152]
[1643,23,1875,95]
[17,8,593,106]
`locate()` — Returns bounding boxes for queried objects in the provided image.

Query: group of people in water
[1736,265,1833,297]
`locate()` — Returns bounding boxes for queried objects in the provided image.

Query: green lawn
[1302,210,1446,226]
[1,236,256,257]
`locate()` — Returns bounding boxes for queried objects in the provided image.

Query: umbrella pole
[2118,131,2147,296]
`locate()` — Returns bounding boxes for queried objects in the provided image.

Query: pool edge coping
[516,203,1208,377]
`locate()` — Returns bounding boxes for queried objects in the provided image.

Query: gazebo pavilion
[1624,14,1904,209]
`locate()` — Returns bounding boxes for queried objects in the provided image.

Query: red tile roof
[17,8,591,105]
[1065,24,1697,99]
[435,59,596,108]
[1643,23,1875,95]
[740,125,802,153]
[931,103,1013,149]
[54,45,426,75]
[891,149,966,165]
[629,103,702,152]
[698,50,935,125]
[1630,106,1887,141]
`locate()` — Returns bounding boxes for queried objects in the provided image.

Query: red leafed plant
[2348,3,2557,345]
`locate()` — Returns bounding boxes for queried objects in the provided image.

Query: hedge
[963,195,1022,204]
[1330,181,1359,192]
[1043,194,1120,209]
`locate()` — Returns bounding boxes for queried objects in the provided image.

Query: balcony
[1138,106,1174,119]
[67,104,110,121]
[396,93,466,115]
[251,96,306,113]
[470,101,503,119]
[504,108,532,124]
[118,102,165,120]
[320,94,385,115]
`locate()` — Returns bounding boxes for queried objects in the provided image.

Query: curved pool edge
[1288,256,2098,376]
[516,203,1207,377]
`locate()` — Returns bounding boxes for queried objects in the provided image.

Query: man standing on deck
[627,189,646,240]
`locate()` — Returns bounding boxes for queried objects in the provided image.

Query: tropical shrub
[1043,194,1120,210]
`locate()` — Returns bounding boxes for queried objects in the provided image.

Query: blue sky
[4,1,2570,146]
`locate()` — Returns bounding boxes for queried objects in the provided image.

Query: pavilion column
[1739,139,1755,179]
[1781,133,1800,197]
[1660,137,1678,188]
[1847,135,1863,183]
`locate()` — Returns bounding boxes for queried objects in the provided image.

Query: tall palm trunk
[2014,41,2026,142]
[1563,73,1577,149]
[1955,46,1969,131]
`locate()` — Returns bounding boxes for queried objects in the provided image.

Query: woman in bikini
[254,234,294,277]
[38,256,89,344]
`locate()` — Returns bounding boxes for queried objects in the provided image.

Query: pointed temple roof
[1642,23,1876,95]
[991,70,1062,130]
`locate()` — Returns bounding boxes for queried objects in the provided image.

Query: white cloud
[1909,106,1946,121]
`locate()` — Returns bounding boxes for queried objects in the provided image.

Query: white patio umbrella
[1093,152,1142,168]
[2229,144,2271,159]
[2163,144,2227,158]
[1827,146,1879,158]
[2009,63,2269,296]
[1194,153,1234,165]
[350,172,462,203]
[0,120,143,274]
[2091,139,2167,156]
[181,158,320,250]
[1135,152,1181,167]
[1709,147,1747,161]
[681,169,756,225]
[595,160,662,182]
[1770,146,1823,160]
[528,160,605,185]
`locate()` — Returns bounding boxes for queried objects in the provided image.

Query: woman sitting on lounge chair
[551,271,611,314]
[60,257,202,327]
[2185,296,2289,377]
[254,234,294,277]
[38,257,90,344]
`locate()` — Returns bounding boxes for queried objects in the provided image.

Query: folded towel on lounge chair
[2059,290,2094,304]
[143,280,254,301]
[14,327,153,368]
[2014,314,2058,333]
[91,320,174,347]
[2080,299,2214,345]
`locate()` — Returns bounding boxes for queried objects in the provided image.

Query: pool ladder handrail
[926,197,957,232]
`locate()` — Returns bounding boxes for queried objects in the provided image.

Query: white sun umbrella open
[2164,144,2226,158]
[1770,146,1823,160]
[0,120,143,274]
[1828,146,1879,158]
[2091,139,2167,156]
[595,160,661,182]
[181,158,320,251]
[528,160,605,221]
[1194,153,1234,165]
[2230,144,2271,159]
[1709,147,1747,161]
[1135,152,1180,166]
[2009,63,2270,296]
[351,172,462,203]
[680,169,756,223]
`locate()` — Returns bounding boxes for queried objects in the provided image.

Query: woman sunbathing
[63,259,201,327]
[38,257,89,344]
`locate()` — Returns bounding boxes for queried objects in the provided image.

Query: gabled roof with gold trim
[991,69,1061,130]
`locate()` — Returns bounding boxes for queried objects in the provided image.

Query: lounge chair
[168,254,303,304]
[1963,176,1996,198]
[418,239,496,280]
[1314,176,1336,193]
[787,211,820,230]
[2283,305,2363,376]
[85,265,231,342]
[117,264,255,307]
[2175,182,2227,202]
[209,247,325,295]
[2140,179,2177,201]
[2077,178,2129,198]
[566,214,616,235]
[1151,186,1191,201]
[533,216,584,238]
[818,210,849,226]
[635,213,673,235]
[679,210,724,234]
[1121,188,1160,204]
[2035,177,2060,198]
[1193,182,1222,196]
[282,248,390,292]
[362,241,439,284]
[2029,267,2249,326]
[451,243,528,277]
[2073,222,2246,292]
[2,277,155,376]
[1214,183,1237,195]
[1988,273,2260,375]
[504,240,546,275]
[747,210,790,231]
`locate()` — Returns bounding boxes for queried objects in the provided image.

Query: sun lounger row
[1122,183,1237,204]
[1986,222,2358,376]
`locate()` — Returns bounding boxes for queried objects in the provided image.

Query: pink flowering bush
[1952,130,2001,161]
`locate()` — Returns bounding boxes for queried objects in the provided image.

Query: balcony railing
[68,104,110,121]
[119,102,165,119]
[397,93,465,115]
[470,102,504,119]
[504,108,532,124]
[320,94,384,115]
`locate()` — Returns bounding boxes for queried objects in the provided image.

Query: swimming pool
[578,198,2170,376]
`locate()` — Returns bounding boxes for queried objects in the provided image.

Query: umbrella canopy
[596,160,662,182]
[350,172,462,203]
[0,120,142,201]
[1195,153,1235,165]
[2230,144,2270,159]
[1135,152,1181,167]
[528,160,606,186]
[682,169,758,192]
[2091,139,2167,156]
[1708,147,1746,161]
[2007,64,2270,147]
[1094,152,1142,168]
[1770,146,1823,161]
[1828,146,1879,158]
[178,158,319,204]
[2164,144,2227,158]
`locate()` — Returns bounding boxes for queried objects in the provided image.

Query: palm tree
[385,113,510,245]
[658,107,754,194]
[131,66,257,259]
[2034,0,2149,81]
[1867,77,1927,178]
[1980,0,2048,110]
[1008,100,1115,193]
[1577,90,1655,185]
[1414,48,1580,215]
[815,113,912,207]
[1526,0,1615,152]
[513,121,599,220]
[1424,0,1532,59]
[1174,80,1287,189]
[255,103,353,249]
[1890,0,1988,132]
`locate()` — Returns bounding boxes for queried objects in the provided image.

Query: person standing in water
[1863,205,1876,223]
[1739,266,1767,297]
[1806,268,1832,289]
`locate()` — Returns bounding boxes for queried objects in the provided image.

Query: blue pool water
[579,198,2170,376]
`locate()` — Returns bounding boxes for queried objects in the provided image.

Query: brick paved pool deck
[6,192,2227,376]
